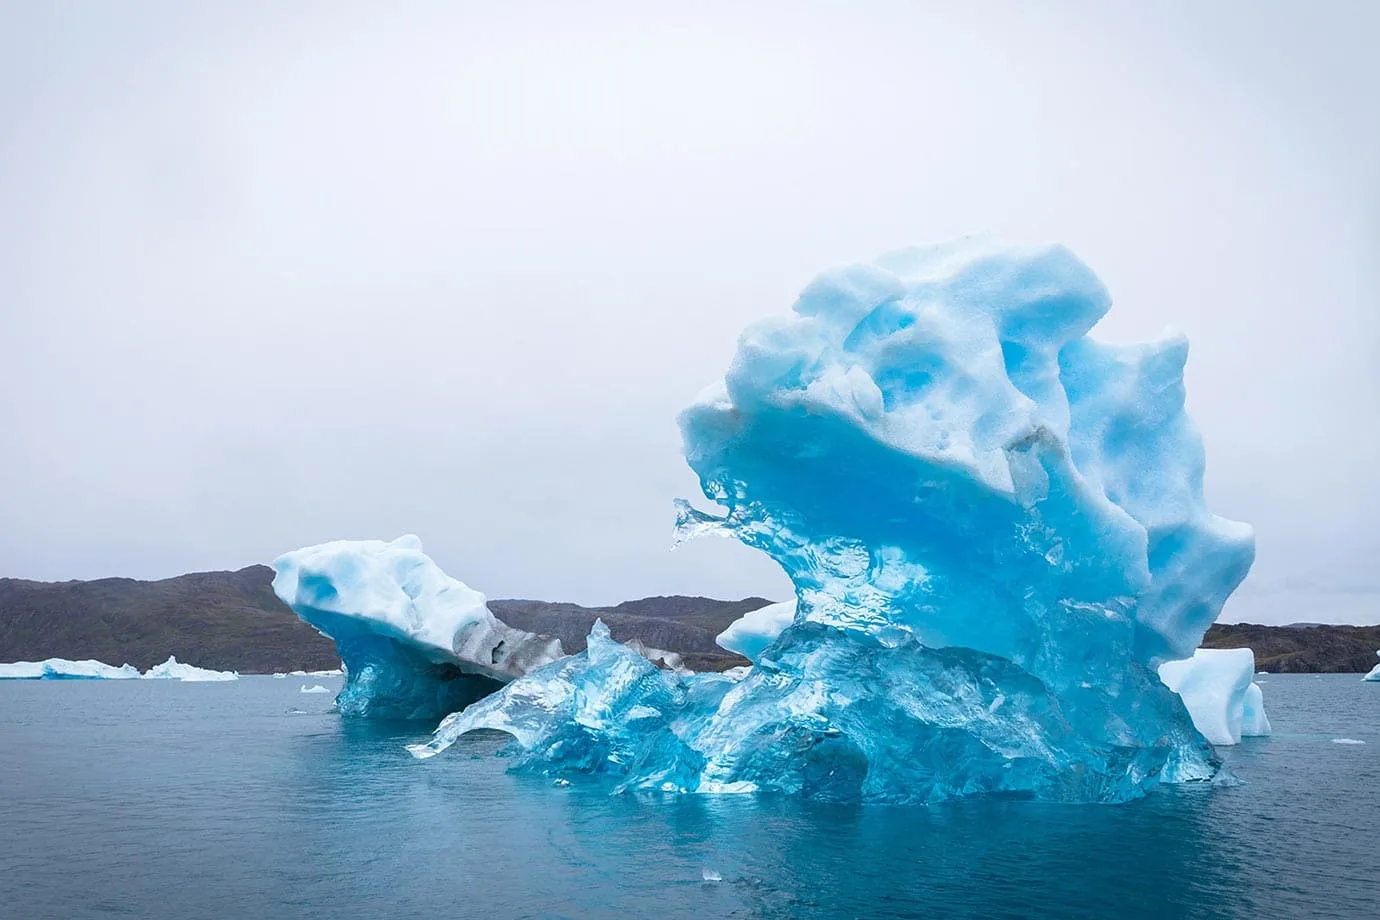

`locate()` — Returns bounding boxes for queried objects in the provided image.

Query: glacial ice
[0,658,140,680]
[1157,648,1270,745]
[300,684,331,694]
[715,600,796,663]
[1362,652,1380,682]
[413,238,1255,803]
[273,536,564,720]
[141,656,239,682]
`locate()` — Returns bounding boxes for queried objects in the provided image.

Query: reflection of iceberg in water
[273,536,563,720]
[414,238,1255,803]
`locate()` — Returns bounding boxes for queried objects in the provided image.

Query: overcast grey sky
[1,1,1376,624]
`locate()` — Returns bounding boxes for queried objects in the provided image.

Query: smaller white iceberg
[1362,651,1380,682]
[300,684,331,694]
[272,673,288,679]
[307,668,344,677]
[0,658,140,680]
[141,656,238,682]
[1158,648,1271,746]
[714,600,796,662]
[273,535,563,720]
[1332,738,1365,745]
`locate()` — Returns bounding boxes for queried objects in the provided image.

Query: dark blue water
[2,675,1376,919]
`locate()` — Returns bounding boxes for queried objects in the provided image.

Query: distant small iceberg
[306,668,344,677]
[300,684,331,694]
[272,673,288,679]
[1362,651,1380,682]
[141,656,238,682]
[0,658,140,680]
[0,655,237,681]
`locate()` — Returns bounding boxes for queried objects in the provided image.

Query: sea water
[1,675,1376,919]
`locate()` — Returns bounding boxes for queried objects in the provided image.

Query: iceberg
[300,684,331,694]
[413,238,1255,803]
[273,536,564,720]
[715,600,796,663]
[0,658,140,680]
[140,656,238,682]
[1157,648,1270,745]
[1362,652,1380,682]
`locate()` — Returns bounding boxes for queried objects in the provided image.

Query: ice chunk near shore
[414,238,1254,803]
[0,658,140,679]
[300,684,331,694]
[273,536,564,720]
[1362,651,1380,682]
[1158,649,1270,745]
[141,656,238,682]
[715,600,796,662]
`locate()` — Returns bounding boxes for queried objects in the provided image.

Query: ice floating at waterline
[273,536,563,720]
[1157,649,1270,745]
[300,684,331,694]
[413,238,1255,804]
[0,656,236,681]
[1362,652,1380,682]
[141,656,238,682]
[0,658,140,680]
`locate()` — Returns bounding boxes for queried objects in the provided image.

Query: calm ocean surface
[2,674,1377,920]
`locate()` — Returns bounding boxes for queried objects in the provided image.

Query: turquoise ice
[414,238,1255,803]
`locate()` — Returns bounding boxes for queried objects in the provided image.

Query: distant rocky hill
[0,567,763,673]
[1,566,1375,674]
[0,567,339,673]
[1202,622,1380,673]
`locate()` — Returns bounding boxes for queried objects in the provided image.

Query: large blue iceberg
[411,238,1256,803]
[273,536,564,720]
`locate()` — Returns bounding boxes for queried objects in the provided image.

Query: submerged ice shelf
[272,536,564,720]
[412,237,1256,804]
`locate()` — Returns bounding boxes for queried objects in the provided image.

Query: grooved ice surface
[273,536,563,720]
[415,238,1255,803]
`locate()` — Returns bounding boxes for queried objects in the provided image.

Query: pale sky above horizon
[2,1,1377,624]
